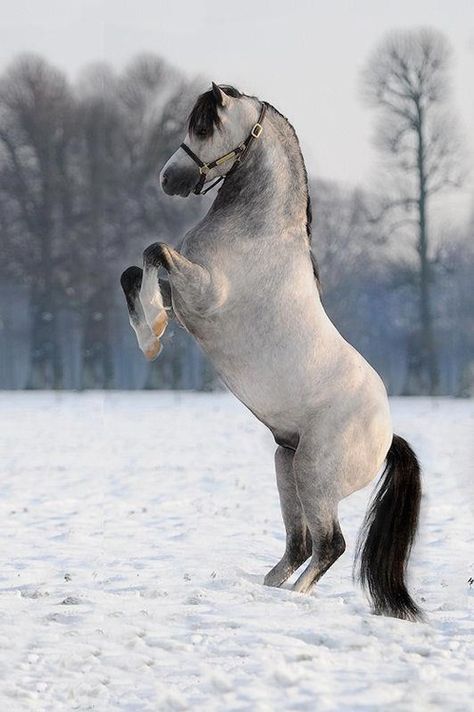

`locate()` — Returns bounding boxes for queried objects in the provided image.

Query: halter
[179,102,268,195]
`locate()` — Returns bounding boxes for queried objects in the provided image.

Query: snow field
[0,392,472,711]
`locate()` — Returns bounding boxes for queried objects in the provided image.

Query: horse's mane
[263,102,313,247]
[188,85,314,251]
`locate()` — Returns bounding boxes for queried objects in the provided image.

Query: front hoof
[143,337,162,361]
[120,266,142,299]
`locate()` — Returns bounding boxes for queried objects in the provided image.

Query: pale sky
[1,0,473,223]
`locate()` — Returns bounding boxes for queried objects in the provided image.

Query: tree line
[0,28,472,394]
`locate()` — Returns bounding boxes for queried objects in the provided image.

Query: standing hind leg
[291,440,346,594]
[264,446,312,587]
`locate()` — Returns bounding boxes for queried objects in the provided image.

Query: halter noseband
[179,102,268,195]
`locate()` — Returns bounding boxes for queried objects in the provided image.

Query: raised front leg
[143,242,227,317]
[140,248,169,338]
[264,446,312,588]
[158,278,174,318]
[120,267,162,361]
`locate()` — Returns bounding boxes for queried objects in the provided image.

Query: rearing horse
[120,84,423,621]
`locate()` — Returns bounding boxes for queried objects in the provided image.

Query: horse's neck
[210,108,309,241]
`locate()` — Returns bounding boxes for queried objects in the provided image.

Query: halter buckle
[199,164,209,175]
[251,123,263,138]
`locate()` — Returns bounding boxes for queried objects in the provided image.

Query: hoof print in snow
[60,596,82,606]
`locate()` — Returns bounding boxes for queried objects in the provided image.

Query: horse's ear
[212,82,228,108]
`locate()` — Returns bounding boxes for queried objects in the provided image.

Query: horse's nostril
[161,173,169,187]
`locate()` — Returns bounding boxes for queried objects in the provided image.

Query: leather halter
[179,102,267,195]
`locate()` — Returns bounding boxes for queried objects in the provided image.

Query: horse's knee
[143,242,171,271]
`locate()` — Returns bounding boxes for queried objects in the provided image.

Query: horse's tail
[355,434,423,621]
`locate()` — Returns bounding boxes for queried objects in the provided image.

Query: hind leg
[291,441,346,594]
[264,446,312,587]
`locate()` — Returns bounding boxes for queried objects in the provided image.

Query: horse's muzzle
[160,167,197,198]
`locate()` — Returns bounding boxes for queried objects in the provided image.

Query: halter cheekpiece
[179,102,268,195]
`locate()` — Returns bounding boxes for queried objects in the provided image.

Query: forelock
[188,85,242,137]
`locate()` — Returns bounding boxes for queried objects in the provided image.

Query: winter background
[0,1,473,710]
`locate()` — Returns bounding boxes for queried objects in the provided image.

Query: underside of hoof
[151,310,168,339]
[143,337,162,361]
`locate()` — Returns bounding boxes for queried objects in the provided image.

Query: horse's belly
[183,291,391,444]
[199,327,392,466]
[215,360,307,429]
[198,334,335,431]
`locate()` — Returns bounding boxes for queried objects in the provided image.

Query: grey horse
[120,84,422,621]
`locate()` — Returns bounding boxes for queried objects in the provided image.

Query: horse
[120,83,423,621]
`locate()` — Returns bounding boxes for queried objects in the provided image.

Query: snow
[0,391,472,711]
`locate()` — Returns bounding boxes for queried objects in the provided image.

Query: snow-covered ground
[0,392,472,711]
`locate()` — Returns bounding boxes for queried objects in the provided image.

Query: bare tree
[0,52,207,389]
[0,54,76,386]
[362,28,464,394]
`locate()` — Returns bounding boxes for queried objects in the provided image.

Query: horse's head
[160,84,263,197]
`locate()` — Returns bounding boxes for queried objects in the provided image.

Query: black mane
[264,102,313,247]
[188,85,241,137]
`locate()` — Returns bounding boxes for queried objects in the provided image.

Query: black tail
[355,434,423,621]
